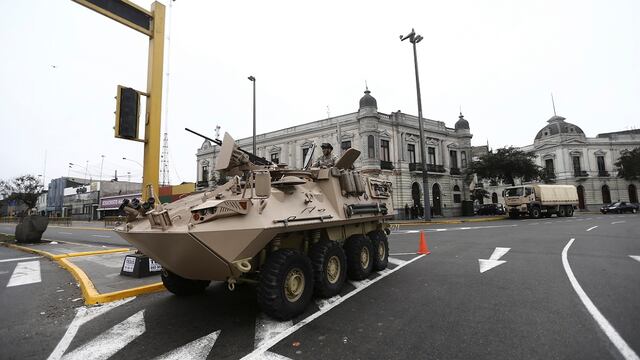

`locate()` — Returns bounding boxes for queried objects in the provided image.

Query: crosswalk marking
[7,261,41,287]
[61,310,146,360]
[0,256,42,263]
[154,330,221,360]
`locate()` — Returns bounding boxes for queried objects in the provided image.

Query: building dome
[359,88,377,109]
[455,112,470,131]
[534,115,585,141]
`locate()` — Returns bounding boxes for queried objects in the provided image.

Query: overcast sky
[1,0,638,186]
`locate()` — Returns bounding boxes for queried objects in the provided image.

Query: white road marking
[394,224,518,234]
[58,232,73,235]
[7,261,41,287]
[61,310,145,360]
[47,298,135,360]
[478,247,510,273]
[629,255,640,263]
[529,222,540,225]
[387,257,407,266]
[90,235,112,238]
[154,330,221,360]
[0,256,42,263]
[405,230,420,234]
[586,226,598,232]
[389,253,418,256]
[562,238,639,360]
[241,255,425,359]
[254,315,294,360]
[611,221,626,225]
[315,296,343,311]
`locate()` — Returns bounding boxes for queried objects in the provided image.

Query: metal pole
[248,76,256,155]
[401,29,431,221]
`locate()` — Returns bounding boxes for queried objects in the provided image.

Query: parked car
[600,202,638,214]
[476,203,506,215]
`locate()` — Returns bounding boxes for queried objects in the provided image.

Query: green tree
[470,188,490,202]
[615,147,640,181]
[0,174,44,212]
[466,147,541,186]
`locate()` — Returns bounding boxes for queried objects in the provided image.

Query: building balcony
[574,170,589,178]
[409,163,446,173]
[598,170,610,177]
[450,167,461,175]
[380,160,394,170]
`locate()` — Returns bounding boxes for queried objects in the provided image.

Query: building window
[461,151,467,168]
[545,159,555,175]
[450,150,458,168]
[408,144,416,163]
[302,147,310,164]
[201,164,209,182]
[368,135,375,158]
[453,185,461,203]
[597,156,606,172]
[271,153,279,164]
[381,140,390,162]
[572,156,581,174]
[428,147,436,165]
[341,141,351,151]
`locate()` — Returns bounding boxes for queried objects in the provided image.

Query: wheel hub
[284,268,305,302]
[360,247,370,268]
[377,241,385,261]
[326,256,341,284]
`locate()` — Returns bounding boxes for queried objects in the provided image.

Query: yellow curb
[57,257,165,305]
[48,225,113,232]
[1,242,58,259]
[51,248,131,260]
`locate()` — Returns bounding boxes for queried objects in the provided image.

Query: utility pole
[400,28,431,221]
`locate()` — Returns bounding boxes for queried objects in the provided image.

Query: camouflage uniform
[314,154,338,167]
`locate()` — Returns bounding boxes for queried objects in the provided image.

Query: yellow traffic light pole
[73,0,165,202]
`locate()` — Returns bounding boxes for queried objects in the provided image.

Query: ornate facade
[196,89,475,217]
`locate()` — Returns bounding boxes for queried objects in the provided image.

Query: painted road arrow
[630,255,640,263]
[478,247,511,273]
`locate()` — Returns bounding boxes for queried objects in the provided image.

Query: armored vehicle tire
[368,230,389,271]
[161,269,210,296]
[557,206,567,217]
[345,235,374,281]
[310,240,347,298]
[257,249,314,321]
[566,206,574,217]
[529,207,541,219]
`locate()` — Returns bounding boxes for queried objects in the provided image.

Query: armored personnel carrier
[115,133,395,320]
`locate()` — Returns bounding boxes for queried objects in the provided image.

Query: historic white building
[482,115,640,210]
[196,89,475,217]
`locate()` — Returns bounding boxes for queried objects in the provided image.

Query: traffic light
[115,85,140,140]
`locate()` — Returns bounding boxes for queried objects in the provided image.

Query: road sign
[72,0,153,36]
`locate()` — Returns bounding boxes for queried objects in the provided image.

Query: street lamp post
[99,155,105,181]
[122,157,143,168]
[248,75,256,155]
[400,28,431,221]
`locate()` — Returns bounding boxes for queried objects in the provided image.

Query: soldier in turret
[314,143,338,168]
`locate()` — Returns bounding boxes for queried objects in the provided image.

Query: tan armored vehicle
[115,133,395,320]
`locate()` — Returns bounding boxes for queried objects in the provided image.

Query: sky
[1,0,638,187]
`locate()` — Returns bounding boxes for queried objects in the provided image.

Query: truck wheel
[161,269,210,296]
[557,206,566,217]
[567,207,574,217]
[345,235,374,280]
[258,249,314,320]
[368,230,389,271]
[529,207,541,219]
[310,240,346,298]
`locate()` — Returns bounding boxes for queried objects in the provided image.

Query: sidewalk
[0,236,164,305]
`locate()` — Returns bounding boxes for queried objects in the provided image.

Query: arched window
[492,192,498,204]
[368,135,375,158]
[602,185,611,204]
[629,184,638,203]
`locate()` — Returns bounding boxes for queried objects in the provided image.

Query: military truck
[503,184,578,219]
[115,133,395,320]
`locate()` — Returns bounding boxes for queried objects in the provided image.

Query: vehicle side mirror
[254,171,271,197]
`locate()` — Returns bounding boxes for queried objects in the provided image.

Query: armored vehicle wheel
[368,230,389,271]
[310,240,347,298]
[258,249,314,320]
[529,207,541,219]
[161,269,210,296]
[345,235,374,281]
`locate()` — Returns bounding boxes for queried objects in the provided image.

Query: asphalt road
[1,213,638,359]
[0,223,129,247]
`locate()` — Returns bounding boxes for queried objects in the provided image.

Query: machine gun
[185,128,272,166]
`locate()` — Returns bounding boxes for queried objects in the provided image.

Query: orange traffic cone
[417,230,431,255]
